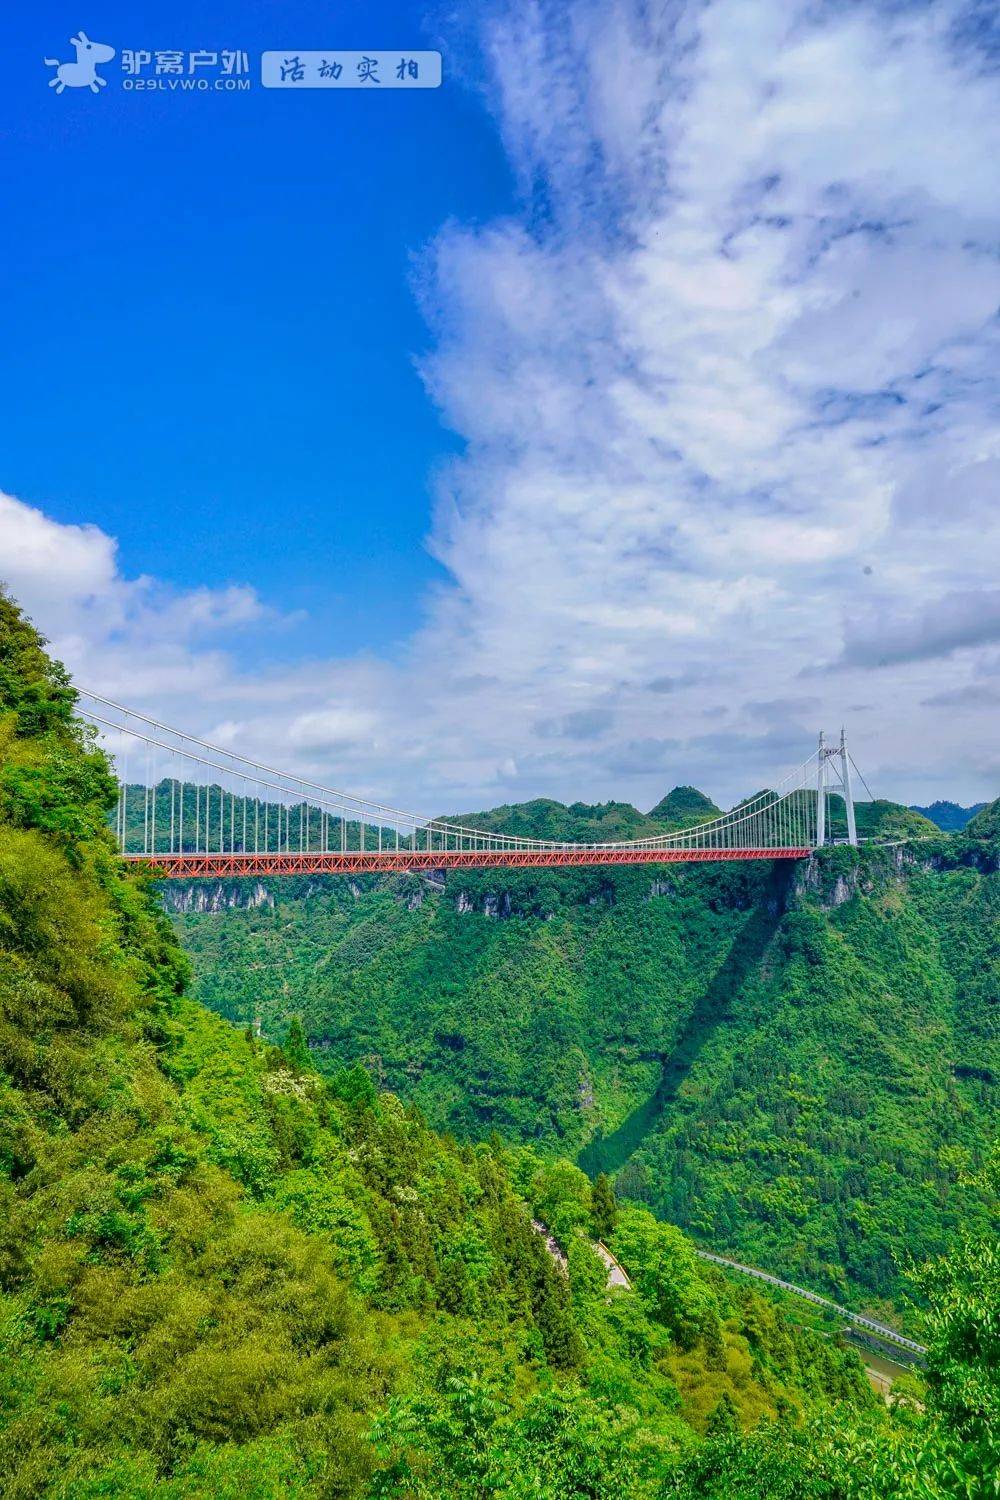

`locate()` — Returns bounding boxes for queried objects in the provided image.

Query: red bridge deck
[122,847,811,878]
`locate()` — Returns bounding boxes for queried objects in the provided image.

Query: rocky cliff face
[794,841,999,911]
[160,881,276,914]
[158,840,998,922]
[456,889,514,918]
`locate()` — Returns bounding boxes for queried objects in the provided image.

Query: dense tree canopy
[1,588,997,1496]
[176,837,999,1320]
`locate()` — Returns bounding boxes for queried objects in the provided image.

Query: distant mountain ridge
[446,786,936,843]
[441,785,723,844]
[441,796,668,844]
[911,799,988,832]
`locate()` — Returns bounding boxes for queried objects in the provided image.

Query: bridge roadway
[121,846,812,879]
[694,1250,927,1356]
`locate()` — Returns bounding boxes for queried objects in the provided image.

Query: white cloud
[0,490,273,703]
[287,706,381,752]
[4,0,1000,810]
[0,491,118,624]
[408,0,1000,806]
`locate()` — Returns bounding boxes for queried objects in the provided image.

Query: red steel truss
[122,847,811,879]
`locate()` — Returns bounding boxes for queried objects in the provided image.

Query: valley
[170,802,1000,1326]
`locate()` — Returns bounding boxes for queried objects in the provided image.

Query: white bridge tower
[816,729,858,847]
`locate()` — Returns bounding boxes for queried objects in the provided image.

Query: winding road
[694,1250,927,1356]
[530,1221,925,1358]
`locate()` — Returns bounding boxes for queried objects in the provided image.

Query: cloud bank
[3,0,1000,808]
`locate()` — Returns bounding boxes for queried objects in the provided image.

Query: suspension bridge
[79,692,864,879]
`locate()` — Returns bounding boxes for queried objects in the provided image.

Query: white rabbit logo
[44,32,116,94]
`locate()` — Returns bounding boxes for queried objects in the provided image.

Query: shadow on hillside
[578,863,793,1180]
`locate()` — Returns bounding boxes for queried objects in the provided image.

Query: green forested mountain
[647,787,722,826]
[439,792,693,844]
[114,774,935,858]
[2,590,999,1496]
[115,779,399,855]
[442,784,726,843]
[912,800,987,832]
[444,789,936,844]
[771,791,937,842]
[605,845,1000,1313]
[175,835,998,1323]
[840,798,938,839]
[967,795,1000,840]
[114,780,719,858]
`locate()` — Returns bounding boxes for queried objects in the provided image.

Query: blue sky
[2,1,511,657]
[2,0,1000,812]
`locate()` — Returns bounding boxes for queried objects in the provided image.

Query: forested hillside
[967,795,1000,841]
[175,836,999,1322]
[3,590,999,1496]
[912,801,987,832]
[442,785,722,842]
[608,846,1000,1316]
